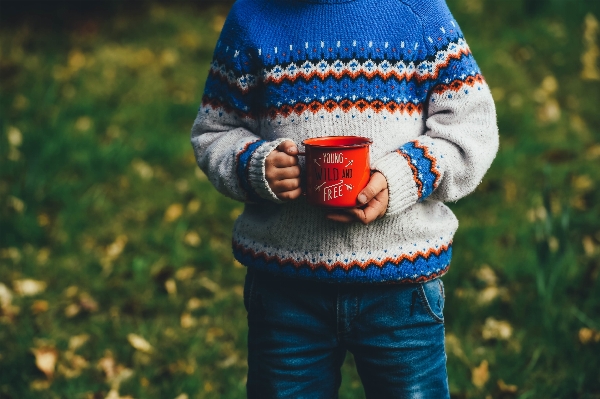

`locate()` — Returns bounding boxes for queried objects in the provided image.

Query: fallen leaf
[131,159,153,179]
[497,379,518,393]
[187,297,204,310]
[127,333,153,353]
[478,286,500,304]
[578,327,600,344]
[105,235,128,260]
[180,312,196,329]
[31,346,58,379]
[79,292,99,312]
[205,327,224,344]
[184,231,201,247]
[175,266,195,281]
[471,359,489,388]
[64,303,81,318]
[31,300,49,314]
[14,279,47,297]
[199,276,220,293]
[187,199,201,213]
[58,351,89,379]
[69,334,90,351]
[165,279,177,296]
[30,379,51,390]
[476,265,498,286]
[7,126,23,147]
[482,317,513,340]
[164,203,183,222]
[75,116,93,132]
[0,283,13,307]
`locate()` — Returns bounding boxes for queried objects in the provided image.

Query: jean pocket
[417,279,445,324]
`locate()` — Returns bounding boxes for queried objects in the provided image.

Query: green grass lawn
[1,1,600,398]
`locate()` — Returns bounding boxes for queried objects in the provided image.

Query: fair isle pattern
[202,38,482,121]
[233,240,452,283]
[398,141,441,201]
[260,38,471,85]
[236,140,265,202]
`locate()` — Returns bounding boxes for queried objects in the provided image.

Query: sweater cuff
[247,138,291,203]
[372,151,420,216]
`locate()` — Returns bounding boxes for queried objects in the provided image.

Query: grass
[1,1,599,398]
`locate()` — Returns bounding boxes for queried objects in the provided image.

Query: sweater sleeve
[372,0,499,215]
[190,3,286,204]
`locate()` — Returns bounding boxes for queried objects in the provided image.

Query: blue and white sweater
[191,0,498,283]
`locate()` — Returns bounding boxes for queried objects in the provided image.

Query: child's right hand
[265,140,302,201]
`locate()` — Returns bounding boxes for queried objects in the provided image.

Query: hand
[326,172,389,225]
[265,140,302,201]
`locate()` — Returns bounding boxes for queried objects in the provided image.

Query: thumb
[357,172,388,205]
[276,140,298,155]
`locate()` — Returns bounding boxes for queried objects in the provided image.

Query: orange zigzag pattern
[233,241,452,272]
[415,141,441,189]
[433,74,484,94]
[265,98,423,119]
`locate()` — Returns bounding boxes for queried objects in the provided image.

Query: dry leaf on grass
[31,346,58,379]
[578,327,600,344]
[127,333,153,353]
[13,279,47,296]
[471,359,489,388]
[497,379,518,393]
[164,203,183,222]
[482,317,513,340]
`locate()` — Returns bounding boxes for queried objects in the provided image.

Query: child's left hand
[325,172,389,225]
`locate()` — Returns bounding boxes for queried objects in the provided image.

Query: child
[191,0,498,397]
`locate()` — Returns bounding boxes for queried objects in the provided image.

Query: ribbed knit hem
[372,151,419,216]
[247,138,292,203]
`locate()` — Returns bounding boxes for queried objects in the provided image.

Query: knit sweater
[191,0,498,283]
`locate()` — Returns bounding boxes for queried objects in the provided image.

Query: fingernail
[357,193,367,204]
[290,146,298,154]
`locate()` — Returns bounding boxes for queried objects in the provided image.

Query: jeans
[244,270,450,399]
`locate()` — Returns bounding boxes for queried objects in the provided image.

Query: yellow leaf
[0,283,13,308]
[7,126,22,147]
[165,279,177,296]
[69,334,90,351]
[497,379,518,393]
[175,266,195,281]
[31,346,58,379]
[105,235,128,260]
[164,203,183,222]
[184,231,201,247]
[471,360,489,388]
[75,116,93,132]
[180,312,196,329]
[13,279,47,297]
[31,300,49,314]
[482,317,513,340]
[127,333,153,353]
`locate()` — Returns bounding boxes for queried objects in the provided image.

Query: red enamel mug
[300,136,372,208]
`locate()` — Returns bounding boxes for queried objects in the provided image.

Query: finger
[357,172,388,205]
[355,191,388,224]
[272,178,301,193]
[276,140,299,156]
[276,187,303,201]
[270,152,299,168]
[266,166,301,182]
